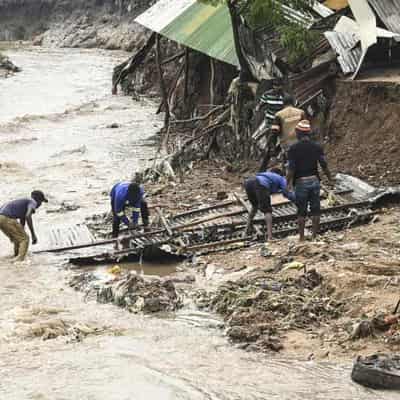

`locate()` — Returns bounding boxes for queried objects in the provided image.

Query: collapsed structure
[35,175,400,264]
[130,0,400,110]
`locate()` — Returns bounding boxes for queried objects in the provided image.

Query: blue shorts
[295,178,321,217]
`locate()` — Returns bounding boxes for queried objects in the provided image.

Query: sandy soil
[326,80,400,186]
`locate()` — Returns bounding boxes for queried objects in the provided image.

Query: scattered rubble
[193,268,342,352]
[69,271,182,313]
[0,51,20,78]
[10,305,121,342]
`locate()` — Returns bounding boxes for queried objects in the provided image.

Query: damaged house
[123,0,400,111]
[112,0,400,183]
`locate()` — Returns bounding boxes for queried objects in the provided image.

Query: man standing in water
[110,181,150,238]
[287,120,333,241]
[0,190,48,261]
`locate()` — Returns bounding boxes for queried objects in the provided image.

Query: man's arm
[25,204,37,244]
[318,147,333,182]
[272,115,282,135]
[255,92,268,112]
[286,147,296,192]
[279,176,296,202]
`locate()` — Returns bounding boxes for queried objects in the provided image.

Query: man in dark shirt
[0,190,48,261]
[287,120,333,241]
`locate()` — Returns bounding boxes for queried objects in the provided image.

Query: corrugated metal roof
[281,3,315,27]
[325,14,400,75]
[135,0,238,67]
[324,30,361,74]
[368,0,400,35]
[312,2,335,18]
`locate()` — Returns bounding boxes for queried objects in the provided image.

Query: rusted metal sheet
[36,224,96,253]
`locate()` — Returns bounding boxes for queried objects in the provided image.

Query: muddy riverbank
[0,45,397,399]
[81,157,400,363]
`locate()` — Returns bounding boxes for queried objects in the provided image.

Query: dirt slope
[326,79,400,186]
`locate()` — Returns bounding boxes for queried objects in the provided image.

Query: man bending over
[0,190,48,261]
[110,182,150,238]
[244,167,295,241]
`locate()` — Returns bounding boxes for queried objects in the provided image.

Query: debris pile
[70,272,182,313]
[0,52,20,78]
[9,305,118,342]
[352,354,400,390]
[351,313,400,342]
[194,269,343,352]
[22,319,115,342]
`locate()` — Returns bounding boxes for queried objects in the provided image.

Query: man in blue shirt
[110,182,150,238]
[244,168,295,241]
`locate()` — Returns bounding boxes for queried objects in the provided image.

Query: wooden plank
[183,236,253,252]
[171,198,237,219]
[233,192,251,213]
[156,207,173,236]
[174,209,244,230]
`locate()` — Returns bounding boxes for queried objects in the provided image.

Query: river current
[0,45,394,400]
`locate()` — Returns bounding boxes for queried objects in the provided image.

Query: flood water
[0,46,395,399]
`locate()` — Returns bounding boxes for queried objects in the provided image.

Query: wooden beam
[161,51,185,66]
[183,236,252,252]
[156,207,173,236]
[233,192,251,213]
[183,47,190,104]
[155,33,170,128]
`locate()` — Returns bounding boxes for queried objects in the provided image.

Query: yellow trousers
[0,215,29,261]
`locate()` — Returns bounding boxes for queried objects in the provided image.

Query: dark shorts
[244,178,272,214]
[295,178,321,217]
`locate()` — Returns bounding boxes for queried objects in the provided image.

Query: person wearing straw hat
[287,120,333,241]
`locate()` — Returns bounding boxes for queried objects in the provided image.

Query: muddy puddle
[0,45,396,399]
[79,261,177,279]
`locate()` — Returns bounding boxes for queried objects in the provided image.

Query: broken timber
[37,175,382,265]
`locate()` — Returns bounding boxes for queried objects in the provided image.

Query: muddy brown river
[0,45,394,399]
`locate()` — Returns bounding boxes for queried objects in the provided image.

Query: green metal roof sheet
[136,0,239,67]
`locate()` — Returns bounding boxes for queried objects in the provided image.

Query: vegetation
[204,0,319,68]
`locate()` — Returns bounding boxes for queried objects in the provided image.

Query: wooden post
[155,207,173,236]
[183,47,190,104]
[209,57,215,106]
[155,34,170,129]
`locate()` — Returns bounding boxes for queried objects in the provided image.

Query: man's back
[288,140,325,181]
[0,198,37,220]
[275,106,304,146]
[256,172,286,193]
